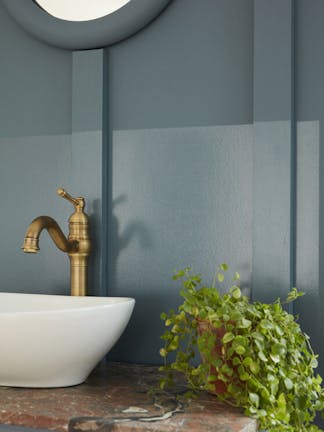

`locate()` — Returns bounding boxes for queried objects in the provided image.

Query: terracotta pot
[197,320,240,395]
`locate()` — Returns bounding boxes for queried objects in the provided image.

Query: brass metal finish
[22,188,91,296]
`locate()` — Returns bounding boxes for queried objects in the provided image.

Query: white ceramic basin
[0,293,135,388]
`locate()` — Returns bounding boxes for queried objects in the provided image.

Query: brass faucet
[22,188,91,296]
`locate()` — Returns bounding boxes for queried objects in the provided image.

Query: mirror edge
[2,0,172,50]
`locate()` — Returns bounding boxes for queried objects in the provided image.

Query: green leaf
[249,392,260,408]
[260,319,274,330]
[221,364,233,376]
[260,388,270,399]
[231,287,242,299]
[277,393,287,421]
[257,409,267,418]
[207,374,218,382]
[159,348,167,357]
[258,351,268,362]
[285,287,305,303]
[243,357,253,367]
[310,357,319,368]
[274,324,284,336]
[168,336,179,351]
[249,361,260,374]
[252,332,264,341]
[235,345,246,355]
[232,356,241,366]
[271,343,286,356]
[270,379,279,396]
[212,358,222,368]
[199,309,207,320]
[284,377,293,390]
[270,353,281,364]
[233,335,247,347]
[234,271,240,281]
[222,332,235,344]
[220,263,229,271]
[239,318,252,328]
[171,324,181,334]
[254,339,264,351]
[217,272,224,282]
[173,268,189,280]
[240,371,250,381]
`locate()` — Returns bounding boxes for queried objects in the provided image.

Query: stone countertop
[0,362,257,432]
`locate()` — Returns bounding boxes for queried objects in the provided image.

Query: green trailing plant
[159,264,324,431]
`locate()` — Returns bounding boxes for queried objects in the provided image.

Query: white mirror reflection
[34,0,131,22]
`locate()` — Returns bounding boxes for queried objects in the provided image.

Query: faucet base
[69,254,88,296]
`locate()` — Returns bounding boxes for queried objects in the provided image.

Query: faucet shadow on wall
[109,194,152,290]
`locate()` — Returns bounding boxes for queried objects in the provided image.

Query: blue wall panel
[105,0,254,363]
[295,1,324,398]
[107,0,253,130]
[0,135,72,294]
[107,125,253,363]
[2,0,324,383]
[252,0,294,303]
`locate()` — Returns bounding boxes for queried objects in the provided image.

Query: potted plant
[159,264,324,431]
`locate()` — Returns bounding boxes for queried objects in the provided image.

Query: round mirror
[2,0,172,50]
[34,0,132,22]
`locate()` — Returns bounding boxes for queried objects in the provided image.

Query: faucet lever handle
[57,188,84,210]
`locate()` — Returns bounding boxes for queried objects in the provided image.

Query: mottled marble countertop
[0,362,257,432]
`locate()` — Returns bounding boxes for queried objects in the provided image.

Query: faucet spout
[22,216,77,254]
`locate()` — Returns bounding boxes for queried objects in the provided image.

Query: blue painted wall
[0,0,254,364]
[107,0,253,129]
[252,0,293,304]
[0,2,73,294]
[108,125,253,362]
[0,3,71,137]
[1,0,324,379]
[295,0,324,385]
[105,0,254,363]
[0,4,103,296]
